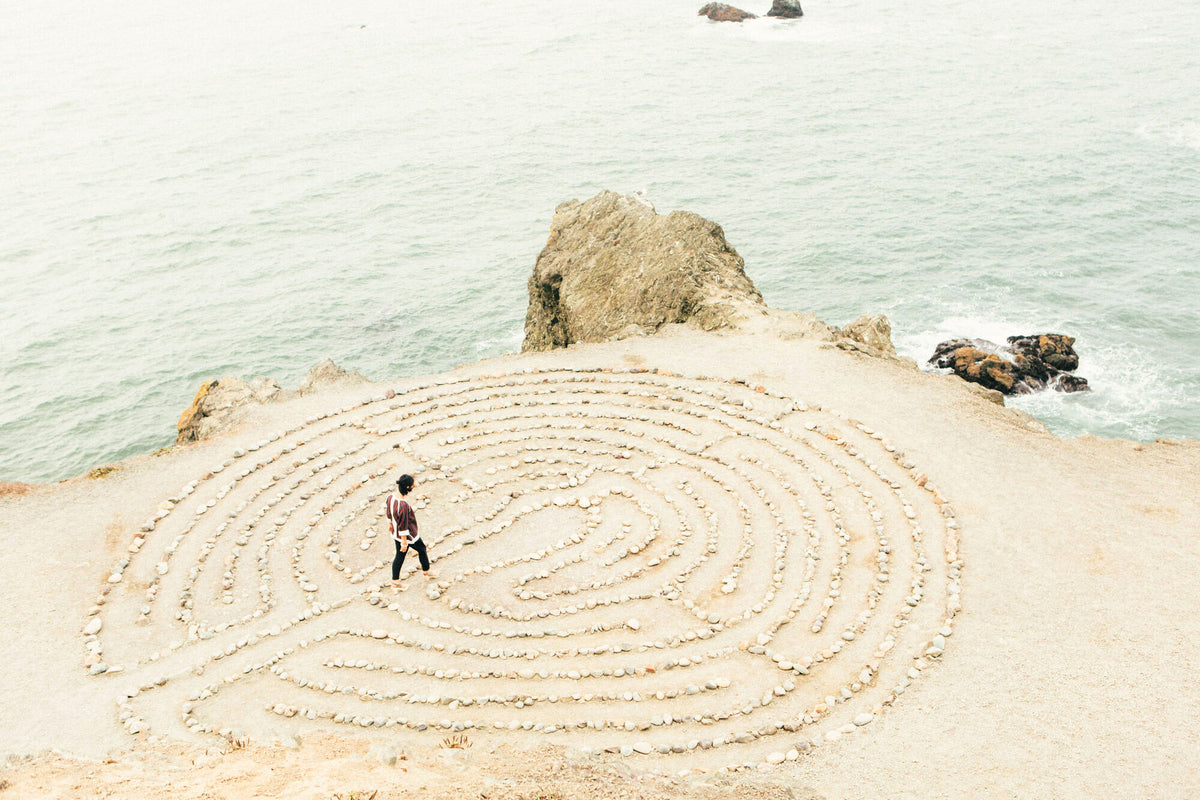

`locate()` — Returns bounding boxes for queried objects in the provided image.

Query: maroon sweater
[384,493,420,543]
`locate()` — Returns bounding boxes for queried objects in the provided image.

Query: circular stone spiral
[85,367,962,770]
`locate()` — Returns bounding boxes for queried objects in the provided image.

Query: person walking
[385,473,436,592]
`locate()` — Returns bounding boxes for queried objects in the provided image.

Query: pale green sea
[2,0,1198,483]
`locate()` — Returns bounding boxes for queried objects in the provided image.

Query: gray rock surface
[522,191,766,352]
[766,0,804,18]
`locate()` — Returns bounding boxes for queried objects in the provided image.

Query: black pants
[392,538,430,579]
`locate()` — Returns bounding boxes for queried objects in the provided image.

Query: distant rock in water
[522,191,766,352]
[766,0,804,18]
[930,334,1090,395]
[698,3,757,22]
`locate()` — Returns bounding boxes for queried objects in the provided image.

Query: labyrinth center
[90,368,962,767]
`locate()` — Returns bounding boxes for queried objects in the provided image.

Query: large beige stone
[522,191,766,352]
[837,313,897,356]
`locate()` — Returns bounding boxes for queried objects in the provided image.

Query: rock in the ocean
[698,3,757,22]
[1008,334,1080,372]
[522,191,766,352]
[176,376,282,443]
[766,0,804,18]
[930,334,1089,395]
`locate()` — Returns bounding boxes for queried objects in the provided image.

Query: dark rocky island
[766,0,804,18]
[930,334,1090,395]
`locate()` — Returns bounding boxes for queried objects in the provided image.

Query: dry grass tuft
[331,792,377,800]
[223,734,250,753]
[440,733,472,749]
[88,464,120,479]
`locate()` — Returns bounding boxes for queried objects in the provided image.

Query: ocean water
[2,0,1198,484]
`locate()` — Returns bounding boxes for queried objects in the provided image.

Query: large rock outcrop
[522,191,766,352]
[930,334,1089,395]
[698,3,757,21]
[766,0,804,18]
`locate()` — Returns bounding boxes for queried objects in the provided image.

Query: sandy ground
[2,315,1198,799]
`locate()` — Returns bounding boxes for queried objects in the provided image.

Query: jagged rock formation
[698,3,757,21]
[522,191,766,352]
[836,314,897,357]
[176,377,282,444]
[176,359,367,443]
[298,358,368,395]
[930,334,1089,395]
[766,0,804,18]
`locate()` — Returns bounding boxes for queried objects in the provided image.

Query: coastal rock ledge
[522,191,767,352]
[176,359,367,443]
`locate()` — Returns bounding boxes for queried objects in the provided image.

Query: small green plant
[88,464,119,479]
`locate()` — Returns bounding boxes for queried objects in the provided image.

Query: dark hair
[397,474,414,495]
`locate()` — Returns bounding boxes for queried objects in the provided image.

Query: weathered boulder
[766,0,804,18]
[522,191,766,352]
[176,376,282,443]
[1008,334,1080,372]
[930,334,1089,395]
[298,358,368,395]
[836,314,897,357]
[699,3,757,21]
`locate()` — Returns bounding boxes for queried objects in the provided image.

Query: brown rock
[522,191,766,352]
[698,3,757,22]
[1009,334,1080,372]
[930,334,1089,395]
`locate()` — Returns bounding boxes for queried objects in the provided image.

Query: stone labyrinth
[85,367,962,771]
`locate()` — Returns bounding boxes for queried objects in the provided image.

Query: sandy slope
[2,318,1198,799]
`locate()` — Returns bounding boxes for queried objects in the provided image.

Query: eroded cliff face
[522,191,767,352]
